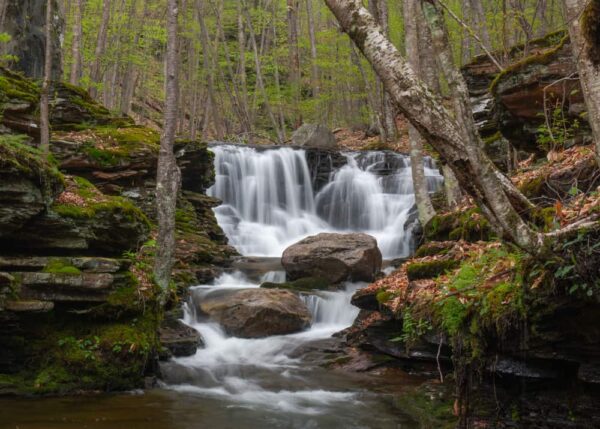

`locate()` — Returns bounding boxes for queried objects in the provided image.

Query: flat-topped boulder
[282,233,382,284]
[194,288,311,338]
[291,123,337,149]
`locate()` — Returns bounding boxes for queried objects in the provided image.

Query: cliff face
[0,68,234,394]
[0,0,63,79]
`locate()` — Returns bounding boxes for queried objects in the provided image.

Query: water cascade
[208,145,443,258]
[159,144,445,426]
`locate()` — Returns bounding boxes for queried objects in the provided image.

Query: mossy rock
[43,258,82,275]
[424,208,493,242]
[261,276,331,291]
[406,259,460,281]
[415,242,455,258]
[0,67,40,103]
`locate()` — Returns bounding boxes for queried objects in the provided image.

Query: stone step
[16,272,117,303]
[0,256,128,273]
[4,300,54,312]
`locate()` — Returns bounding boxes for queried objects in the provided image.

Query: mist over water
[208,145,443,258]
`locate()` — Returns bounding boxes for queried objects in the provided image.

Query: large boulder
[282,233,382,284]
[194,288,311,338]
[291,124,337,149]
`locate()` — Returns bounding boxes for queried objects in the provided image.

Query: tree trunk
[69,0,83,85]
[404,0,436,226]
[306,0,319,100]
[442,164,462,207]
[470,0,492,50]
[563,0,600,166]
[243,1,285,143]
[89,0,111,99]
[323,0,544,253]
[154,0,181,292]
[287,0,302,128]
[40,0,53,153]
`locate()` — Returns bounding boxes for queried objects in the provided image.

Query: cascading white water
[208,145,443,258]
[163,271,365,415]
[161,144,445,425]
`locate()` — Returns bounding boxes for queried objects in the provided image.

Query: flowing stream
[0,145,443,428]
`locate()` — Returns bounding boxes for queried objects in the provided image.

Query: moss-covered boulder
[406,259,460,281]
[0,67,128,135]
[424,208,493,242]
[0,176,150,256]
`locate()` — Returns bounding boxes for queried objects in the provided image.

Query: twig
[436,334,445,383]
[435,0,504,71]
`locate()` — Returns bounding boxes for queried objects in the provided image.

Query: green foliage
[536,106,580,152]
[43,259,82,275]
[0,33,18,66]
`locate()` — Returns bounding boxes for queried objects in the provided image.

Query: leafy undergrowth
[52,175,150,227]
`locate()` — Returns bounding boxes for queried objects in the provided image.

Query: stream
[0,145,444,428]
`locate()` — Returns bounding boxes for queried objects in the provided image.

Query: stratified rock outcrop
[282,233,382,284]
[463,32,591,160]
[0,69,233,394]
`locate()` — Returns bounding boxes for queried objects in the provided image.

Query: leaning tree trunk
[323,0,544,254]
[154,0,181,292]
[563,0,600,166]
[40,0,53,153]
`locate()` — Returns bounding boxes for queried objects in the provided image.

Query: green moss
[376,290,394,304]
[70,125,160,167]
[0,67,40,103]
[406,259,460,281]
[518,175,545,199]
[43,258,82,275]
[426,208,493,242]
[483,131,502,145]
[415,242,454,258]
[52,176,150,228]
[392,381,457,429]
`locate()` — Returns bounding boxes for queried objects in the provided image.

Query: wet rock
[291,123,337,149]
[195,288,311,338]
[159,315,202,359]
[350,288,380,311]
[260,276,330,292]
[282,233,382,284]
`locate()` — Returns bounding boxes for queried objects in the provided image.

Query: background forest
[41,0,568,143]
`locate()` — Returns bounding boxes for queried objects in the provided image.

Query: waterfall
[208,145,443,259]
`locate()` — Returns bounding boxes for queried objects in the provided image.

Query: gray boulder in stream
[291,124,337,149]
[282,233,382,284]
[195,288,311,338]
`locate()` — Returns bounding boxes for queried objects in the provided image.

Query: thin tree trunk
[40,0,53,153]
[287,0,302,128]
[470,0,492,50]
[69,0,83,85]
[324,0,544,254]
[563,0,600,166]
[120,0,145,116]
[154,0,181,292]
[89,0,111,99]
[243,1,285,143]
[306,0,319,100]
[405,0,436,225]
